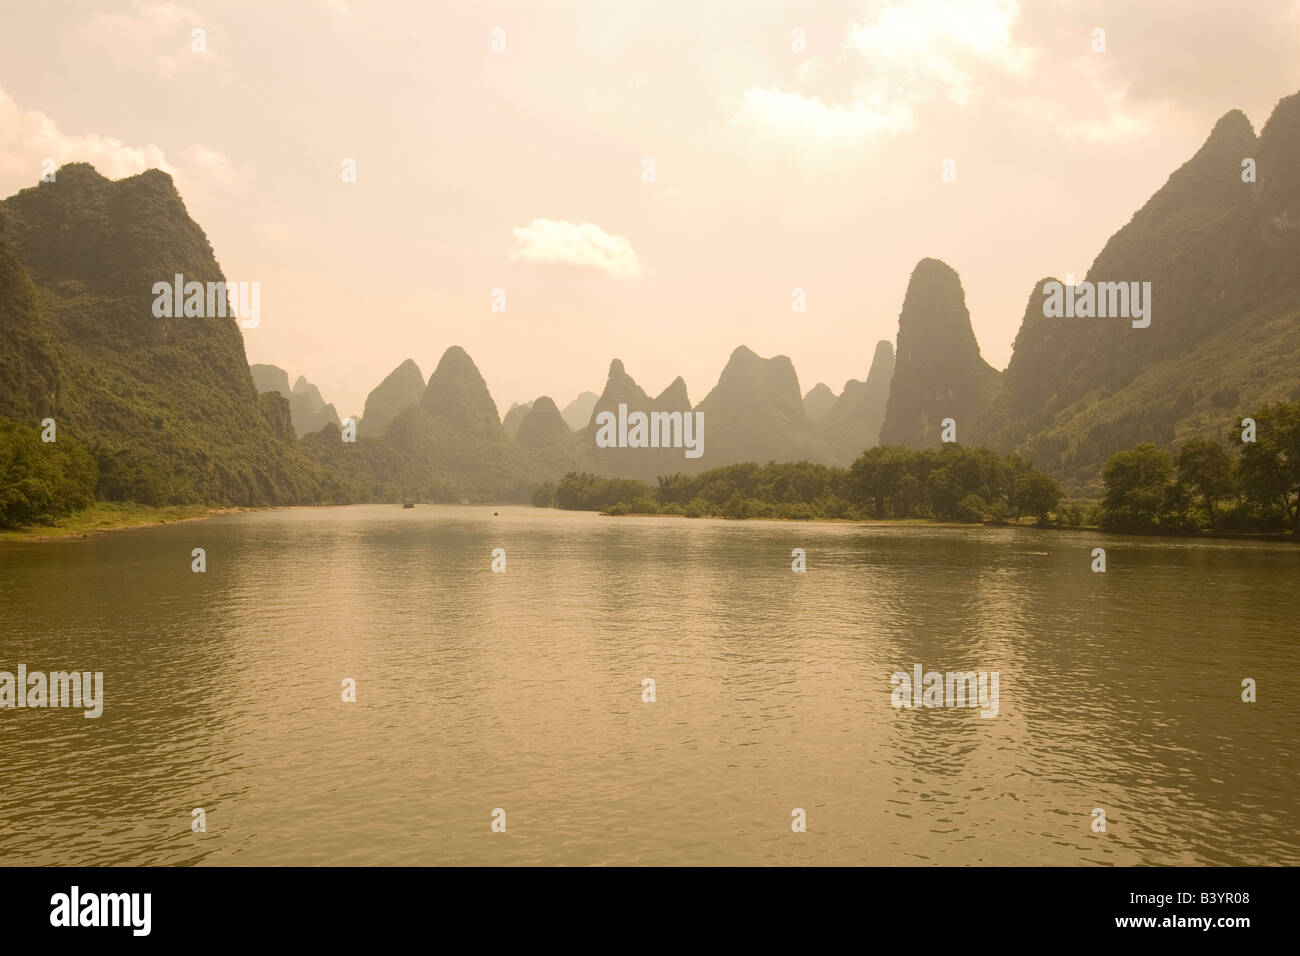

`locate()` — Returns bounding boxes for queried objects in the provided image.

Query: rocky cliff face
[879,260,999,448]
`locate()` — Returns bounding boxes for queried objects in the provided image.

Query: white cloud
[0,85,244,201]
[509,219,641,278]
[0,85,176,191]
[846,0,1030,105]
[731,0,1032,143]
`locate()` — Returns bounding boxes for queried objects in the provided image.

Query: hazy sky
[2,0,1298,419]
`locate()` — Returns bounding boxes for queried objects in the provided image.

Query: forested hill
[968,92,1300,488]
[0,163,322,507]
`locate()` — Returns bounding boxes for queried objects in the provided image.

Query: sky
[2,0,1299,419]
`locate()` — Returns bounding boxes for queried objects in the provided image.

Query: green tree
[1013,469,1063,525]
[1236,400,1300,535]
[1175,437,1235,529]
[0,419,98,527]
[1100,443,1175,532]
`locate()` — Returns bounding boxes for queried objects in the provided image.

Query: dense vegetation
[1098,400,1300,534]
[553,444,1068,524]
[0,419,97,527]
[1,166,327,509]
[550,398,1300,537]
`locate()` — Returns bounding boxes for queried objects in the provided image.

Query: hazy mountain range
[250,364,340,438]
[3,92,1298,505]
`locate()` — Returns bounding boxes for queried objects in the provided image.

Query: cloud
[0,84,245,201]
[509,219,641,278]
[0,85,176,191]
[846,0,1030,104]
[731,0,1033,142]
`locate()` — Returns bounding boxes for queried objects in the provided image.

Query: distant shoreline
[589,510,1299,542]
[3,502,1294,544]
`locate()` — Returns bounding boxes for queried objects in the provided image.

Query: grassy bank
[0,502,252,543]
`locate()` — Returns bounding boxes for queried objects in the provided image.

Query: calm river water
[0,505,1296,865]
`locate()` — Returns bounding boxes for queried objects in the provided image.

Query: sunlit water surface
[1,505,1296,865]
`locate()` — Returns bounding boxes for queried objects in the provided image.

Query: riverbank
[591,509,1298,541]
[0,503,256,543]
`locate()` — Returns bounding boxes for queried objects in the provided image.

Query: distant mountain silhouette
[502,400,534,438]
[250,365,339,436]
[420,345,507,441]
[695,345,829,467]
[577,360,693,480]
[360,358,424,438]
[516,396,571,448]
[289,375,339,435]
[560,390,599,430]
[820,339,894,463]
[802,383,838,424]
[879,260,999,448]
[250,363,291,398]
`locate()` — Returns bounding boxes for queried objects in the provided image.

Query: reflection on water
[0,505,1296,865]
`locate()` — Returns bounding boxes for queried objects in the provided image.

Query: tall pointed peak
[433,345,481,375]
[880,259,997,448]
[896,258,982,359]
[592,357,650,413]
[516,395,571,448]
[1208,108,1255,142]
[361,358,426,437]
[654,375,691,410]
[420,345,504,439]
[866,340,895,383]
